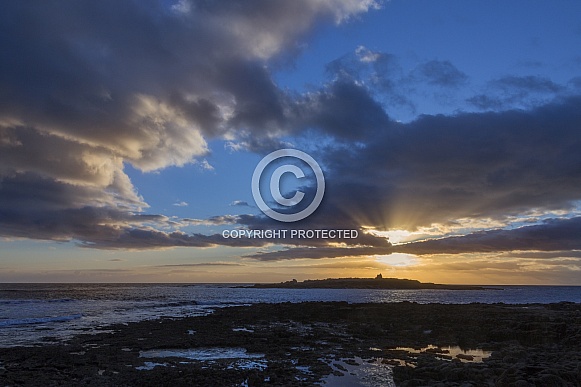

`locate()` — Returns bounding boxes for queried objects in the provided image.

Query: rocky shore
[0,302,580,386]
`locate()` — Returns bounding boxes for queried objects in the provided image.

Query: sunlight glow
[375,253,419,267]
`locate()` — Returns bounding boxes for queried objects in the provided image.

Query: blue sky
[1,0,581,283]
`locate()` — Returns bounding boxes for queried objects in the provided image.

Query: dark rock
[0,302,579,386]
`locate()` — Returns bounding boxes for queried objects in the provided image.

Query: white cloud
[356,45,381,63]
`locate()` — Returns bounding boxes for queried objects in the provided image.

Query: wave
[0,314,82,328]
[0,299,75,305]
[155,300,199,308]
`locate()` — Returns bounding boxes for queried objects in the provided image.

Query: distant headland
[246,274,493,290]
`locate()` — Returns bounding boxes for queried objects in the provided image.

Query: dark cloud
[326,49,471,94]
[314,95,581,232]
[3,1,581,261]
[81,229,216,250]
[225,135,295,154]
[0,0,377,247]
[214,210,393,252]
[324,50,481,117]
[397,217,581,255]
[468,75,566,110]
[247,246,392,261]
[413,60,468,88]
[0,0,375,173]
[465,94,505,110]
[493,75,563,94]
[326,46,402,84]
[0,182,391,248]
[0,171,203,250]
[220,91,581,258]
[182,92,581,259]
[244,216,581,261]
[297,79,391,140]
[503,251,581,259]
[325,47,416,113]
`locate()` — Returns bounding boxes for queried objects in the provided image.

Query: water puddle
[228,359,267,371]
[320,357,395,387]
[139,347,264,360]
[319,345,491,385]
[232,327,254,333]
[392,345,491,363]
[135,361,168,371]
[137,347,267,371]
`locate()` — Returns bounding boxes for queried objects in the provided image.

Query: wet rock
[0,302,580,386]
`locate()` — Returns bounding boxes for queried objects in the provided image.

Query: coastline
[1,302,580,386]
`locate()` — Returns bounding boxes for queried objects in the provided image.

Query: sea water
[0,283,580,347]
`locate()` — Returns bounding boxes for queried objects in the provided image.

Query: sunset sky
[1,0,581,284]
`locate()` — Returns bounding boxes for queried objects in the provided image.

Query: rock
[0,302,580,386]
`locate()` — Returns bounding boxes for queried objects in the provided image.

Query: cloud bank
[0,0,378,247]
[2,0,581,263]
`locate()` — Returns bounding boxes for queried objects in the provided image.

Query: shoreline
[1,302,580,386]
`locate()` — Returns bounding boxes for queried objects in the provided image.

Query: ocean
[1,283,580,347]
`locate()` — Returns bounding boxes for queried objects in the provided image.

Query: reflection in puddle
[137,347,267,372]
[320,357,396,387]
[392,345,491,363]
[228,360,268,371]
[232,327,254,333]
[139,347,264,360]
[135,361,168,371]
[319,345,491,385]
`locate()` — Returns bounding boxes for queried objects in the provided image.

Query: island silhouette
[247,275,493,290]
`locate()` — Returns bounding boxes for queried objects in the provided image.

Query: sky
[1,0,581,284]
